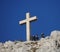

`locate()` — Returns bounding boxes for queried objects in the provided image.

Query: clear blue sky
[0,0,60,42]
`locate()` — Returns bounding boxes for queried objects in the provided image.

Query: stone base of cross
[19,12,37,41]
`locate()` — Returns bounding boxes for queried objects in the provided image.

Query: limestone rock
[0,30,60,52]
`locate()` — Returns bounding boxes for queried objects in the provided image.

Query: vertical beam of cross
[19,13,37,41]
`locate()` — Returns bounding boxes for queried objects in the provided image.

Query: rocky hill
[0,30,60,52]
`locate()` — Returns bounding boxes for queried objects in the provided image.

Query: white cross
[19,13,37,41]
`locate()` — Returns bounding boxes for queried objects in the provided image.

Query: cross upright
[19,12,37,41]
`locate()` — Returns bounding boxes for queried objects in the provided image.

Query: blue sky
[0,0,60,42]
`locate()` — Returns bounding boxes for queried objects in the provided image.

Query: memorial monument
[19,13,37,41]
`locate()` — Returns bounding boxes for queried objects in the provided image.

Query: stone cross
[19,13,37,41]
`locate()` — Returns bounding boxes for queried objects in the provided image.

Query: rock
[0,30,60,52]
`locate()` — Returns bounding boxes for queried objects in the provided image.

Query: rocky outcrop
[0,30,60,52]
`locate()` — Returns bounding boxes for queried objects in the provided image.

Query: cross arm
[19,19,26,25]
[30,16,37,21]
